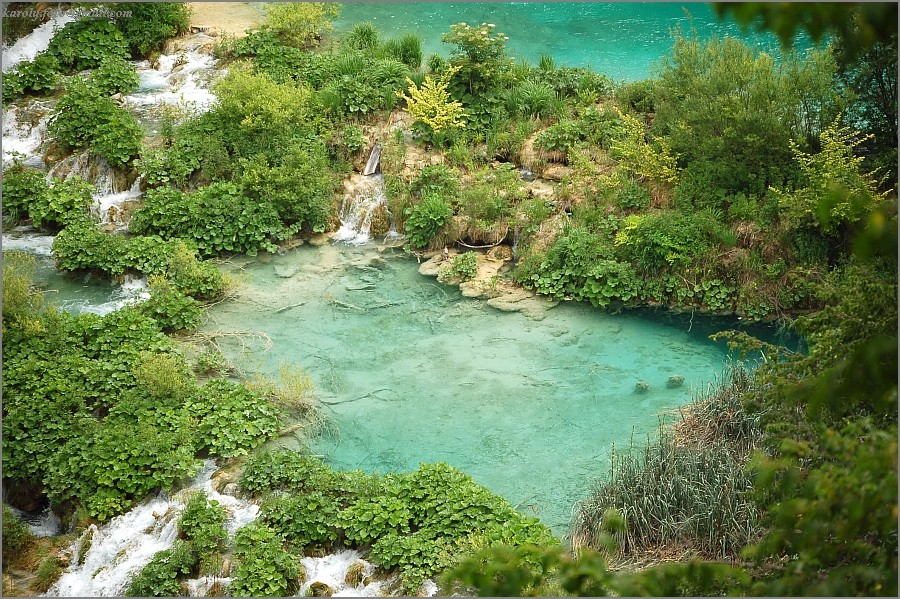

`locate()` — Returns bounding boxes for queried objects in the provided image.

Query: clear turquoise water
[203,245,785,535]
[332,2,801,81]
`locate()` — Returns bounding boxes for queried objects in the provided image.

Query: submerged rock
[666,375,685,388]
[634,381,651,394]
[344,561,367,587]
[307,581,334,597]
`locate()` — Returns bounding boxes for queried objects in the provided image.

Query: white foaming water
[45,461,260,598]
[1,232,55,256]
[1,14,76,72]
[127,46,219,110]
[333,174,401,246]
[94,178,143,229]
[2,104,52,166]
[76,274,151,316]
[296,551,388,597]
[7,506,64,537]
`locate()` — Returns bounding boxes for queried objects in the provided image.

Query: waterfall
[2,14,76,72]
[2,103,53,166]
[333,173,403,246]
[41,459,426,597]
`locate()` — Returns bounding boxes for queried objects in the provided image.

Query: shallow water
[202,243,776,534]
[333,2,805,81]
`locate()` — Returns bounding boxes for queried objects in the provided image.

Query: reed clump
[572,364,761,564]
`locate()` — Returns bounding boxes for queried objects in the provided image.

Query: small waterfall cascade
[2,13,76,72]
[333,146,402,245]
[2,102,54,166]
[44,461,260,597]
[42,459,430,597]
[47,151,129,195]
[7,505,63,537]
[126,35,220,111]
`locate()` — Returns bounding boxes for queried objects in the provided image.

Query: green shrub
[447,252,479,281]
[259,492,341,551]
[1,161,49,225]
[264,2,340,48]
[613,210,733,272]
[129,183,283,257]
[230,523,301,597]
[188,379,280,457]
[90,56,139,96]
[506,81,556,119]
[138,277,204,332]
[178,493,228,559]
[47,18,129,71]
[614,175,652,211]
[2,503,32,566]
[3,53,61,101]
[125,540,197,597]
[52,222,129,275]
[28,176,95,231]
[112,2,191,57]
[48,79,142,167]
[240,451,338,495]
[240,139,336,231]
[345,22,379,50]
[534,121,584,159]
[396,33,423,69]
[404,194,453,249]
[616,79,657,113]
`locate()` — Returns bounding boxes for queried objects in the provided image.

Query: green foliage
[48,79,143,167]
[524,226,640,309]
[2,503,32,565]
[178,493,228,559]
[241,454,559,593]
[1,160,50,225]
[138,276,204,332]
[230,522,301,597]
[27,176,94,231]
[387,33,423,69]
[259,492,341,551]
[345,22,379,50]
[125,540,197,597]
[397,65,468,138]
[90,56,140,96]
[240,139,336,231]
[446,252,479,281]
[129,183,283,257]
[188,379,280,457]
[264,2,340,49]
[613,210,733,272]
[112,2,191,57]
[441,22,511,96]
[2,53,61,101]
[505,81,556,119]
[534,121,584,160]
[46,18,129,71]
[772,116,886,234]
[616,79,657,114]
[404,194,453,249]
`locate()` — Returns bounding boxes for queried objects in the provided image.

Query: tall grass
[572,364,762,562]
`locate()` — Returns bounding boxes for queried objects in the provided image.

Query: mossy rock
[344,561,367,587]
[634,381,651,394]
[307,581,334,597]
[666,375,685,388]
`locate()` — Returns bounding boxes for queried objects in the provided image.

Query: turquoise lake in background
[333,2,805,81]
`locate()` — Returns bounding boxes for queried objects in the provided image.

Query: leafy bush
[264,2,340,48]
[2,503,31,566]
[188,379,280,457]
[90,56,139,96]
[49,79,142,167]
[535,121,584,159]
[613,210,733,272]
[28,176,95,231]
[52,223,130,275]
[2,53,61,101]
[616,79,657,113]
[178,493,228,559]
[506,81,556,119]
[138,277,204,332]
[125,540,197,597]
[112,2,191,57]
[441,22,511,96]
[129,183,283,257]
[47,18,129,71]
[386,33,423,69]
[397,66,468,141]
[240,140,336,231]
[1,161,49,225]
[230,523,302,597]
[446,252,479,281]
[345,21,379,50]
[259,492,341,551]
[404,194,453,249]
